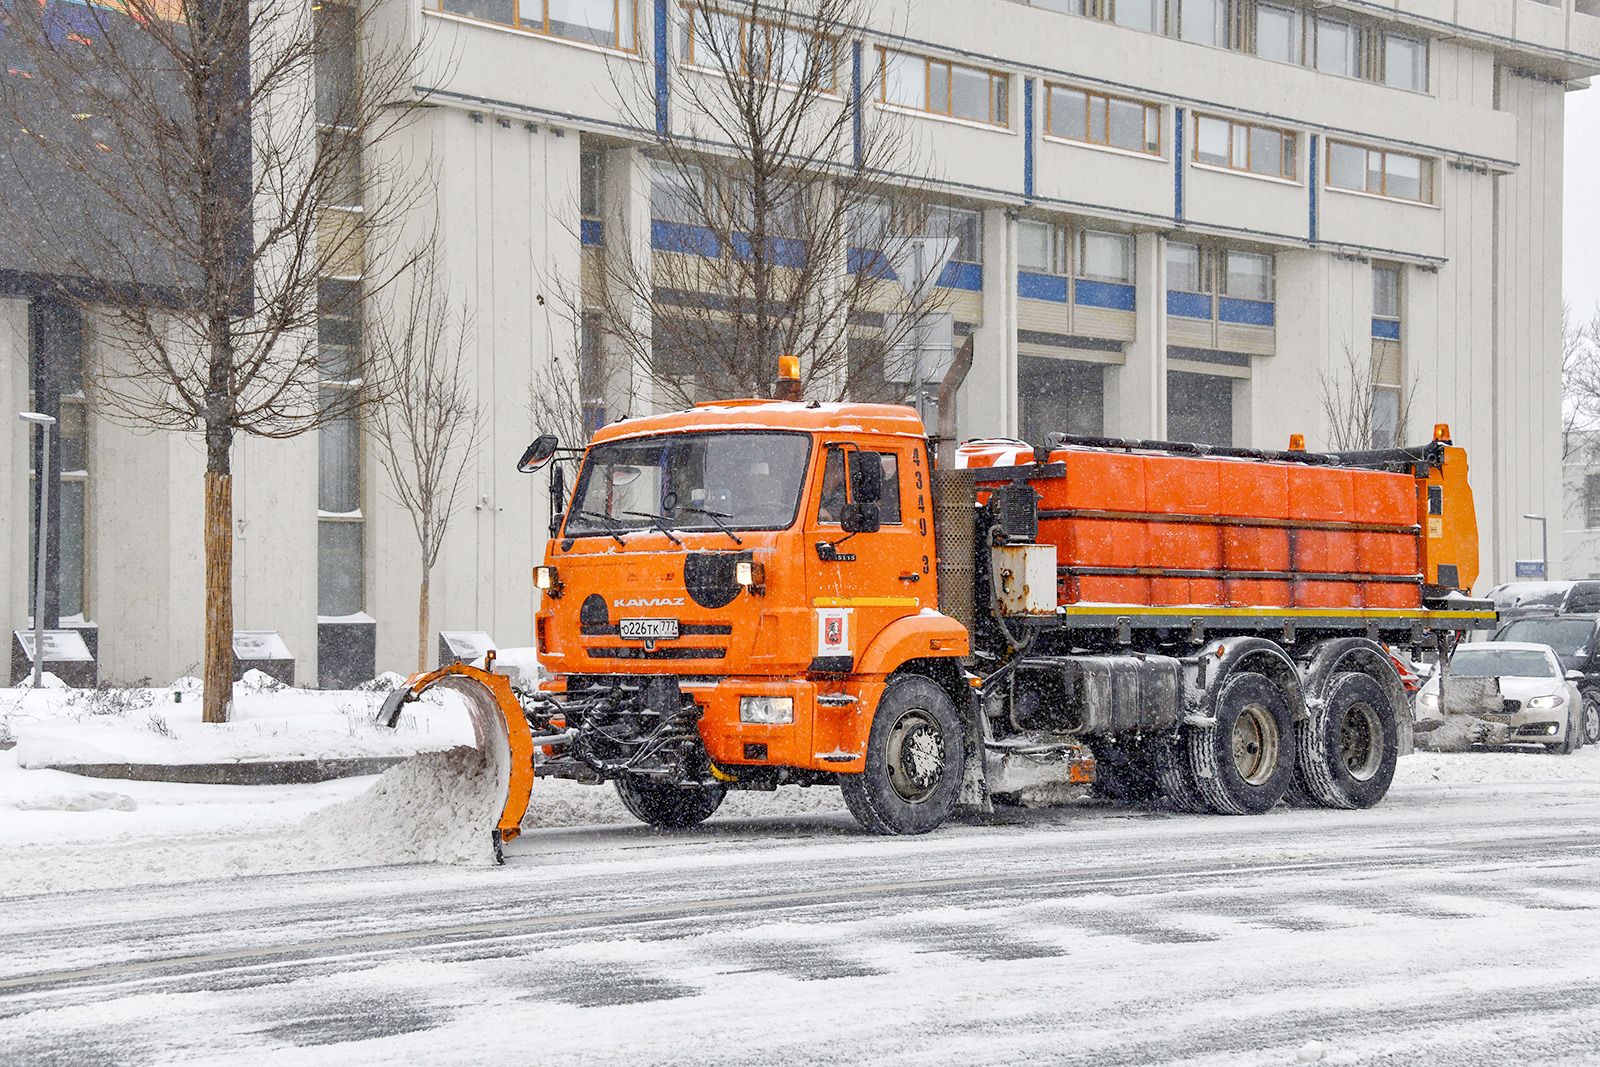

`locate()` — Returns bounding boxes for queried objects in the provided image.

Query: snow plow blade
[377,664,536,859]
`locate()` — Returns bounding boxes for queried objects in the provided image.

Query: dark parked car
[1486,581,1600,626]
[1493,613,1600,746]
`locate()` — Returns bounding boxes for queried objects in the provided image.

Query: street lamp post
[19,411,56,689]
[1523,513,1549,582]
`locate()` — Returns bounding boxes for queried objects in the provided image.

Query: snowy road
[5,764,1600,1065]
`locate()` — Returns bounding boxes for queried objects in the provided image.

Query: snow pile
[1396,745,1600,785]
[15,789,136,812]
[300,746,501,866]
[520,777,847,829]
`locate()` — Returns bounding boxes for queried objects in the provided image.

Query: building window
[1167,241,1210,294]
[1194,114,1297,181]
[1372,387,1402,449]
[314,3,357,126]
[1373,263,1400,321]
[1381,32,1427,92]
[1020,356,1104,445]
[1313,15,1362,78]
[1223,250,1273,301]
[1032,0,1086,11]
[1078,229,1135,284]
[1168,370,1234,447]
[650,159,703,223]
[437,0,638,52]
[878,48,1010,128]
[1044,83,1161,155]
[580,148,604,219]
[1177,0,1228,47]
[1327,141,1435,204]
[318,280,365,618]
[1254,2,1301,64]
[1587,474,1600,529]
[681,5,837,90]
[1019,218,1068,275]
[922,204,983,263]
[1111,0,1161,33]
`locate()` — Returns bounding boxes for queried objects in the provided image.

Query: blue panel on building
[848,247,894,279]
[1372,318,1401,340]
[652,220,719,256]
[1075,279,1136,311]
[1167,290,1212,319]
[1217,297,1275,326]
[939,261,983,292]
[1018,272,1068,302]
[580,219,604,246]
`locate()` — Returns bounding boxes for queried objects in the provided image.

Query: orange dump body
[967,444,1437,611]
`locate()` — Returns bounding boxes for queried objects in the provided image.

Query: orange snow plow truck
[380,362,1491,860]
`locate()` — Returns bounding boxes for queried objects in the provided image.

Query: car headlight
[1527,694,1565,709]
[1418,691,1440,709]
[739,696,793,724]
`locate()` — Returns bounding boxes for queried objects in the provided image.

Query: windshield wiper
[568,509,626,545]
[678,504,743,545]
[623,510,684,546]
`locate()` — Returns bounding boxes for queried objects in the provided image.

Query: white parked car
[1415,642,1585,755]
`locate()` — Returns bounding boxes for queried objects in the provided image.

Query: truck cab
[533,399,969,785]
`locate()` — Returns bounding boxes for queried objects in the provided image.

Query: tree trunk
[417,571,430,673]
[202,469,234,723]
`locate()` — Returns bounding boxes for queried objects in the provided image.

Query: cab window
[816,448,903,525]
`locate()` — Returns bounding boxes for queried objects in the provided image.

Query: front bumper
[683,676,876,773]
[1415,707,1570,749]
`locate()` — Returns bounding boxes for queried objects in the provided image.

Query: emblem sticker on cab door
[817,609,852,657]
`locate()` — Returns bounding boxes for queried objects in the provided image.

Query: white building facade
[5,0,1597,684]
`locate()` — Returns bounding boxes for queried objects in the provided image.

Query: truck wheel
[841,675,964,835]
[1151,735,1209,813]
[1188,672,1294,815]
[614,776,727,829]
[1293,672,1398,809]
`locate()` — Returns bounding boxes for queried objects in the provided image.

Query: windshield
[1496,617,1594,668]
[563,431,811,537]
[1450,648,1555,680]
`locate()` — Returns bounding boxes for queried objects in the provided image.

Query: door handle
[898,573,920,583]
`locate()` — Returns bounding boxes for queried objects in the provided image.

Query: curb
[39,755,412,786]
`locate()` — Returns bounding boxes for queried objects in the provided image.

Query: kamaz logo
[614,597,685,608]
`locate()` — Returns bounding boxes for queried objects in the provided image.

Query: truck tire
[1188,672,1295,815]
[841,674,964,835]
[615,777,727,829]
[1151,735,1209,813]
[1293,672,1398,808]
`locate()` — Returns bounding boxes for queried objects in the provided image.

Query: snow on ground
[4,732,1598,899]
[0,675,471,768]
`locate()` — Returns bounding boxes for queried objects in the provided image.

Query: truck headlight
[1527,694,1564,709]
[1418,691,1440,709]
[735,561,765,593]
[534,566,562,597]
[740,696,793,724]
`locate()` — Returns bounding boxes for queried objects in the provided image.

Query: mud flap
[378,664,536,863]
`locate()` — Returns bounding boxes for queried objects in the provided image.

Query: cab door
[805,437,931,673]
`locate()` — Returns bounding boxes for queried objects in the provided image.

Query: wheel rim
[886,709,944,804]
[1585,705,1600,742]
[1339,701,1384,782]
[1230,703,1280,786]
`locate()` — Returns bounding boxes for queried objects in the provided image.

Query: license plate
[620,617,679,642]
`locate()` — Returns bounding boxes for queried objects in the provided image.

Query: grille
[934,467,977,648]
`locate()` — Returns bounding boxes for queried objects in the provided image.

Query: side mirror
[1567,669,1585,681]
[841,501,881,534]
[518,434,560,474]
[850,451,884,504]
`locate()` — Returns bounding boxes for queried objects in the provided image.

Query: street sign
[440,631,497,666]
[1515,560,1547,579]
[14,629,94,663]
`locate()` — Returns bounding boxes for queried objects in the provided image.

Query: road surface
[4,767,1599,1065]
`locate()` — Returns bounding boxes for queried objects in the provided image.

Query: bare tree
[1318,342,1418,451]
[0,0,428,719]
[576,0,953,409]
[368,243,480,673]
[1562,301,1600,458]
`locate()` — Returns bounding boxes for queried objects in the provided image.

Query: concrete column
[963,207,1018,439]
[0,298,27,639]
[1116,231,1167,438]
[603,145,654,418]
